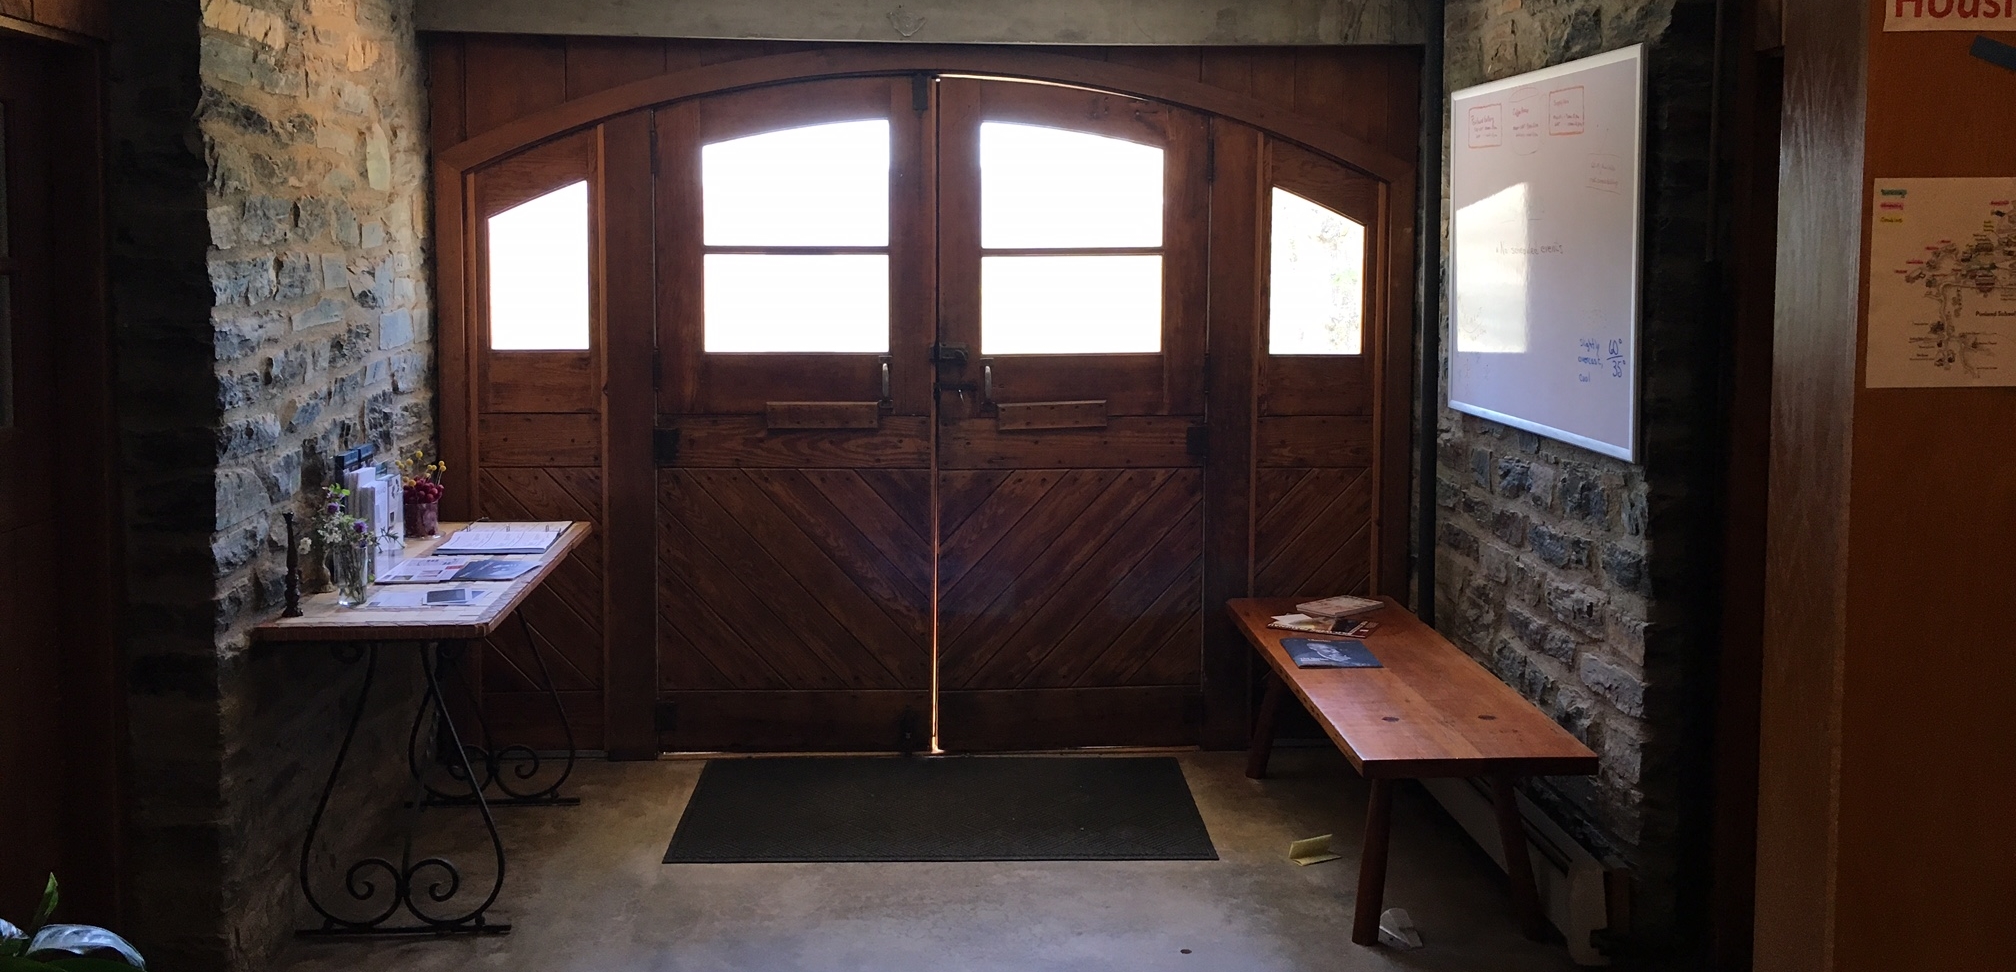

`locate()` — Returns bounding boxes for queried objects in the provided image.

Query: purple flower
[327,503,341,513]
[353,522,367,532]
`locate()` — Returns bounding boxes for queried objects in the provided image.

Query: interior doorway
[0,28,120,922]
[434,41,1422,757]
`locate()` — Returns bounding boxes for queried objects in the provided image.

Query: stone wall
[109,0,432,967]
[1435,0,1723,947]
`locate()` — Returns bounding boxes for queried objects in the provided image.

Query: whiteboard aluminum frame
[1447,44,1647,463]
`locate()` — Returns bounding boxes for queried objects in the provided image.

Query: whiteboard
[1449,45,1645,462]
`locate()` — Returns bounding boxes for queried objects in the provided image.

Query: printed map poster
[1867,178,2016,388]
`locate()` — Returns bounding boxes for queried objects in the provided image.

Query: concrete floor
[281,749,1584,972]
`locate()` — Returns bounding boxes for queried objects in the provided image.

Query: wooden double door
[649,76,1207,751]
[552,70,1401,753]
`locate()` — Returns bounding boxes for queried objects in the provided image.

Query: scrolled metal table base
[407,613,580,809]
[296,641,512,938]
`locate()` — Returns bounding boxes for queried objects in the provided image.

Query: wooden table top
[1228,597,1599,779]
[253,522,592,643]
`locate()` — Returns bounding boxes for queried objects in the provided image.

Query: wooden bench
[1229,597,1599,946]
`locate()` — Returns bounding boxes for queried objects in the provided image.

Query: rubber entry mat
[664,756,1218,862]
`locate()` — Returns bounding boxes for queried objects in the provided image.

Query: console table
[255,521,590,938]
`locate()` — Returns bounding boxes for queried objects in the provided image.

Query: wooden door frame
[0,22,122,923]
[433,45,1418,759]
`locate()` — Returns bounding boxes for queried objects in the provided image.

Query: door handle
[879,355,892,410]
[981,358,994,408]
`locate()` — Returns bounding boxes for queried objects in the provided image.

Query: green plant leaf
[30,878,56,933]
[24,928,143,969]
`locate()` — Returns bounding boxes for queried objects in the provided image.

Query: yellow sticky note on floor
[1288,834,1342,866]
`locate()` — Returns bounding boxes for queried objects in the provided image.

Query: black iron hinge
[1186,424,1210,459]
[653,428,680,466]
[652,355,662,391]
[649,118,660,176]
[1204,136,1215,183]
[912,73,932,113]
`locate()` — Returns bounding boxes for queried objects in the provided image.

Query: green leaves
[1,878,145,970]
[30,878,56,936]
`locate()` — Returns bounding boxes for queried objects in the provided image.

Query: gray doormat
[663,756,1218,863]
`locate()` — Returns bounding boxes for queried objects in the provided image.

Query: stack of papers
[376,558,541,584]
[365,588,494,609]
[435,522,562,555]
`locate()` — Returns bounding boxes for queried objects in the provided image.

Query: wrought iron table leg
[297,641,512,938]
[419,614,579,808]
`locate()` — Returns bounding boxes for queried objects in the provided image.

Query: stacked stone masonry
[1437,0,1724,946]
[110,0,433,968]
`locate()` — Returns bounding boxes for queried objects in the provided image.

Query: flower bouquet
[308,484,385,607]
[397,451,447,539]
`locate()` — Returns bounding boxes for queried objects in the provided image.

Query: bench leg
[1245,671,1287,780]
[1492,775,1551,942]
[1351,778,1394,946]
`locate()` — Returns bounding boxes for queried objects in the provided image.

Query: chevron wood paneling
[656,469,931,694]
[1254,467,1374,600]
[938,468,1204,692]
[477,467,604,685]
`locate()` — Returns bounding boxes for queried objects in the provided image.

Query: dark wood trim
[45,36,121,927]
[1200,118,1264,749]
[600,112,658,759]
[1375,167,1417,597]
[436,47,1414,183]
[435,160,475,520]
[1753,0,1867,965]
[0,13,95,47]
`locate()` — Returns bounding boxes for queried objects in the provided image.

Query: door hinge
[651,355,663,391]
[649,118,660,176]
[1204,136,1215,183]
[1201,352,1212,398]
[912,73,931,113]
[653,428,680,466]
[1187,424,1210,459]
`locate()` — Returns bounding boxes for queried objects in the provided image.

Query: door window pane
[1269,188,1365,355]
[705,254,890,353]
[489,181,590,350]
[704,120,890,247]
[981,256,1162,355]
[981,122,1162,249]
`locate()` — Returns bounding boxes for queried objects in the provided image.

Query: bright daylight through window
[488,180,590,350]
[980,122,1163,355]
[1268,187,1365,355]
[702,119,891,353]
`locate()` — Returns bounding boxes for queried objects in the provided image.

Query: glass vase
[329,543,370,608]
[405,498,440,539]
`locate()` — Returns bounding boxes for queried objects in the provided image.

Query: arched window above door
[701,119,892,353]
[979,122,1164,355]
[488,180,590,351]
[1268,187,1366,356]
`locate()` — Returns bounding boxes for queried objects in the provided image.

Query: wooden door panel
[938,417,1200,469]
[939,469,1203,696]
[657,470,930,690]
[1254,467,1375,598]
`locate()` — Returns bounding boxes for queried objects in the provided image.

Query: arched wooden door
[647,75,1214,750]
[438,45,1419,757]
